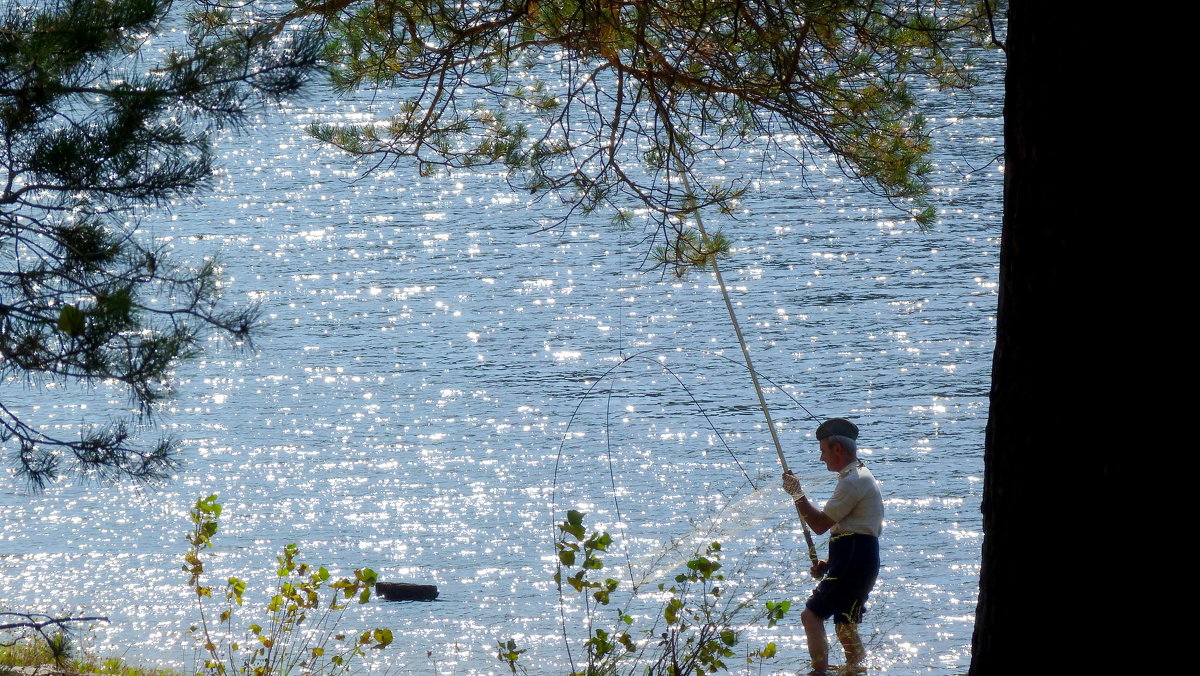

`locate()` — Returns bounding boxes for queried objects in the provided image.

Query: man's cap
[815,417,859,441]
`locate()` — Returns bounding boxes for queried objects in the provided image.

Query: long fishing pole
[676,166,820,568]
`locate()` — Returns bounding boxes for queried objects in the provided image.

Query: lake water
[1,38,1003,675]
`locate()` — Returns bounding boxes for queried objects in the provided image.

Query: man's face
[819,438,842,472]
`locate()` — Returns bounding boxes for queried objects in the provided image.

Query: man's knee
[800,606,824,628]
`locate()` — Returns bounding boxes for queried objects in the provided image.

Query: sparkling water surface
[2,46,1002,674]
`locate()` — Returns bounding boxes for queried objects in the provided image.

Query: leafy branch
[304,1,991,272]
[0,0,321,489]
[514,510,785,675]
[184,494,393,676]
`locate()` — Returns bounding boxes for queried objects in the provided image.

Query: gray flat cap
[815,417,859,441]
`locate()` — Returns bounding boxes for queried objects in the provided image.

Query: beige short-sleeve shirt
[823,461,884,537]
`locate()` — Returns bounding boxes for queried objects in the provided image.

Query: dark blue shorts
[806,533,879,625]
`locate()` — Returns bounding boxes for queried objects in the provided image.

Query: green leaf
[590,532,612,551]
[567,572,586,593]
[664,598,683,625]
[227,576,245,599]
[56,304,85,336]
[197,495,222,517]
[766,600,791,627]
[560,521,585,540]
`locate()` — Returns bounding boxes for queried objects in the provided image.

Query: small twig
[982,0,1007,51]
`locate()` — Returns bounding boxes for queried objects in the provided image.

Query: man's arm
[794,494,836,535]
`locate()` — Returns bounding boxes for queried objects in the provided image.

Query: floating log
[375,581,439,602]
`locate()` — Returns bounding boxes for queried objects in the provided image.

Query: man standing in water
[782,418,883,676]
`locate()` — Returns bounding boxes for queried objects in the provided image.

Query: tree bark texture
[971,3,1118,673]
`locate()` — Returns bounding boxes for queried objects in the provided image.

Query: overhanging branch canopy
[0,0,321,489]
[306,0,988,271]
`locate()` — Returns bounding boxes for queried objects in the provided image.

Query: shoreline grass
[0,638,180,676]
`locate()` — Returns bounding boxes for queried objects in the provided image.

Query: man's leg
[835,621,865,673]
[800,607,829,673]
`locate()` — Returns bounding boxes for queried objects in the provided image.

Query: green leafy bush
[499,510,786,675]
[184,495,392,676]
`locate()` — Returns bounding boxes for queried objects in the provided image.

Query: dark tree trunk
[970,3,1118,673]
